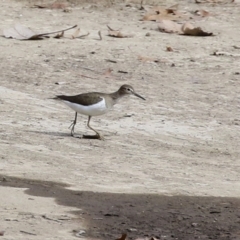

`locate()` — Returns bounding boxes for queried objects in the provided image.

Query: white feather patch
[62,98,108,116]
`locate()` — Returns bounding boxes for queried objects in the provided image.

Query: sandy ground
[0,0,240,239]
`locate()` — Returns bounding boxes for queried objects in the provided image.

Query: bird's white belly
[63,98,108,116]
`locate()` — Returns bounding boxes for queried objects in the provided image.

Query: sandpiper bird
[54,84,145,140]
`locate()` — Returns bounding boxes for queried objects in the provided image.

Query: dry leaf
[71,28,80,39]
[116,233,127,240]
[142,4,187,21]
[157,20,213,36]
[3,24,77,40]
[181,22,213,36]
[107,25,116,31]
[194,9,210,17]
[108,30,132,38]
[53,31,64,38]
[69,28,90,39]
[108,30,121,37]
[107,26,133,38]
[3,24,43,40]
[158,20,182,33]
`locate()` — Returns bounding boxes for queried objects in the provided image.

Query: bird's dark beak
[133,92,146,100]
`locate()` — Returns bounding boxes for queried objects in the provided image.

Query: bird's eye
[127,88,130,91]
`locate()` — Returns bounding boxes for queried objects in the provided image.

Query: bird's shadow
[28,130,78,138]
[27,130,117,139]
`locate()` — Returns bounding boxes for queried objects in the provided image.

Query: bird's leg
[69,112,78,136]
[83,116,104,140]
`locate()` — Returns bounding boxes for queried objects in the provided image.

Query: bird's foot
[69,122,76,137]
[70,133,85,139]
[83,134,104,140]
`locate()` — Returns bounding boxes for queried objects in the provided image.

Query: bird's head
[119,84,145,100]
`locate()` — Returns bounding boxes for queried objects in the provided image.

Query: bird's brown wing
[55,93,103,106]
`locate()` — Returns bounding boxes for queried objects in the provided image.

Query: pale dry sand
[0,0,240,239]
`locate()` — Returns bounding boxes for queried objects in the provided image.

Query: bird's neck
[109,90,125,105]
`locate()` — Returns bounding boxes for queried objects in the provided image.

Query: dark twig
[98,30,102,40]
[20,230,37,236]
[36,25,77,37]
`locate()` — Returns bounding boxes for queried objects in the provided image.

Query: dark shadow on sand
[0,175,239,240]
[27,130,90,139]
[28,130,117,139]
[27,130,72,137]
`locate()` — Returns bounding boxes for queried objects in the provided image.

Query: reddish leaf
[157,20,213,36]
[158,20,182,33]
[116,233,127,240]
[181,22,213,36]
[142,4,188,21]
